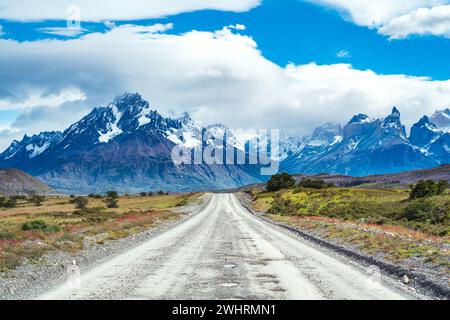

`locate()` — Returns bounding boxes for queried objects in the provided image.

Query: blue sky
[0,0,449,150]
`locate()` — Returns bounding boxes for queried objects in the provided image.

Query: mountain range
[0,93,263,193]
[0,93,448,193]
[282,107,450,176]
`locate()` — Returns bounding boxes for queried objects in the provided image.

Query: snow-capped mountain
[287,123,343,164]
[409,116,441,148]
[1,93,448,192]
[282,107,443,176]
[407,111,450,164]
[0,93,263,193]
[430,109,450,132]
[1,131,62,165]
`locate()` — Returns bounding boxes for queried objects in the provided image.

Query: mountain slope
[0,93,263,193]
[1,93,448,192]
[0,168,56,195]
[430,109,450,132]
[282,107,440,176]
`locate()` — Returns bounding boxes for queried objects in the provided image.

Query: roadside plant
[298,179,335,189]
[105,197,119,208]
[437,180,449,195]
[88,193,103,199]
[409,180,448,199]
[0,196,17,208]
[21,220,60,232]
[266,172,295,192]
[30,195,45,206]
[106,191,119,199]
[72,196,88,209]
[268,195,300,216]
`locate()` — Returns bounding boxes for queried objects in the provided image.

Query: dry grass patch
[0,192,201,272]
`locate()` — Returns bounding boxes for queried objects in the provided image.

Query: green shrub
[88,193,103,199]
[176,199,188,207]
[402,199,449,225]
[437,180,449,195]
[266,173,295,192]
[268,196,301,216]
[104,198,119,208]
[72,196,88,209]
[409,180,448,199]
[298,179,335,189]
[0,197,17,208]
[140,192,147,197]
[21,220,60,232]
[29,195,45,206]
[106,191,119,199]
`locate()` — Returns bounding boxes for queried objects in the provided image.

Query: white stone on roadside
[402,275,410,284]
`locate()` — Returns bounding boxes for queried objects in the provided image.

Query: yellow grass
[0,192,201,272]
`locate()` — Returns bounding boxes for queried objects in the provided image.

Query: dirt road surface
[38,194,418,300]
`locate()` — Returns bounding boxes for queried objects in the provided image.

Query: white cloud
[336,49,351,58]
[228,24,247,31]
[0,0,261,21]
[379,5,450,39]
[0,23,449,151]
[0,88,86,110]
[37,27,89,37]
[306,0,450,38]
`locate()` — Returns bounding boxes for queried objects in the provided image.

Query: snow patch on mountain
[26,142,51,158]
[98,105,123,143]
[137,107,152,127]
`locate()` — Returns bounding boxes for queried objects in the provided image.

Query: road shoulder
[0,194,210,300]
[236,192,449,300]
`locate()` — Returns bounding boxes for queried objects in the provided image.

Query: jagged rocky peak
[311,122,342,136]
[349,114,372,124]
[1,131,62,160]
[306,122,342,146]
[376,106,407,141]
[344,113,378,139]
[178,111,192,123]
[409,116,441,147]
[383,107,401,124]
[430,108,450,132]
[113,92,149,111]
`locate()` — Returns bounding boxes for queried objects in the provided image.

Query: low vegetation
[409,179,449,199]
[0,192,200,272]
[266,172,296,192]
[248,173,450,273]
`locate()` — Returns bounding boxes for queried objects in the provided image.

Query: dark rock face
[409,116,441,147]
[428,133,450,164]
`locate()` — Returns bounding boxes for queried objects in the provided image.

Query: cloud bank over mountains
[0,23,449,150]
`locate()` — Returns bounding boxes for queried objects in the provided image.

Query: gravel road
[38,194,419,300]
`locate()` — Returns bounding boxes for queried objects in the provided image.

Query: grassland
[0,193,200,273]
[247,187,450,275]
